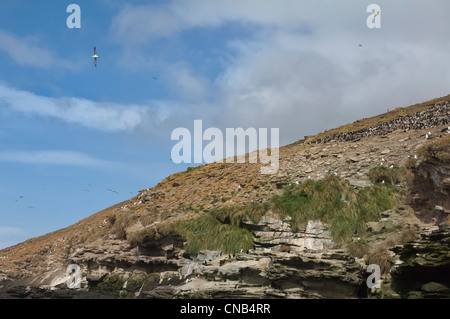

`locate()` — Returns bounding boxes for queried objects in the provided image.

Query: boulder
[421,282,448,293]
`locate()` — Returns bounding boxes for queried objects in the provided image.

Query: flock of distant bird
[8,47,151,209]
[13,195,34,209]
[12,188,135,211]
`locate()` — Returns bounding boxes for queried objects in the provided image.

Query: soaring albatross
[92,47,99,67]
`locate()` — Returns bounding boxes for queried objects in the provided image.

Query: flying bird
[359,44,363,47]
[92,47,99,67]
[106,189,118,194]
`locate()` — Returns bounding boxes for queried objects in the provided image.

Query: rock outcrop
[376,224,450,299]
[0,215,365,299]
[407,159,450,224]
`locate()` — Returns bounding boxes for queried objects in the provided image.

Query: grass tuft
[398,227,417,245]
[108,211,138,240]
[417,135,450,163]
[271,174,403,244]
[347,239,371,258]
[176,212,255,255]
[365,246,392,275]
[211,202,267,226]
[368,166,410,185]
[127,221,177,248]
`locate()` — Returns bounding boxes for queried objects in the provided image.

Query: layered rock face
[407,160,450,224]
[378,224,450,299]
[1,217,364,299]
[247,217,334,252]
[173,218,362,299]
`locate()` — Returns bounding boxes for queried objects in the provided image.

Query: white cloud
[215,30,450,144]
[0,226,24,237]
[0,81,217,141]
[110,0,329,46]
[108,1,450,146]
[0,150,116,168]
[111,4,184,46]
[0,29,73,69]
[165,63,211,102]
[0,83,160,133]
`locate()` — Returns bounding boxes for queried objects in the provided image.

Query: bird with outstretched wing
[92,47,99,67]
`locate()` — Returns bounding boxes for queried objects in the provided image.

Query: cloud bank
[0,150,117,168]
[0,83,168,133]
[107,0,450,144]
[0,29,74,69]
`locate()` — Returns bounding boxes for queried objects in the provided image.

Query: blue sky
[1,0,450,248]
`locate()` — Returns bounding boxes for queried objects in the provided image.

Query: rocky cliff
[0,99,449,299]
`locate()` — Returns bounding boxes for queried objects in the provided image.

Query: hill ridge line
[308,101,449,144]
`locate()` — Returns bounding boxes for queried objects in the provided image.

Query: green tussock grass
[176,212,255,255]
[271,175,403,244]
[368,166,411,185]
[211,202,268,226]
[357,184,402,219]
